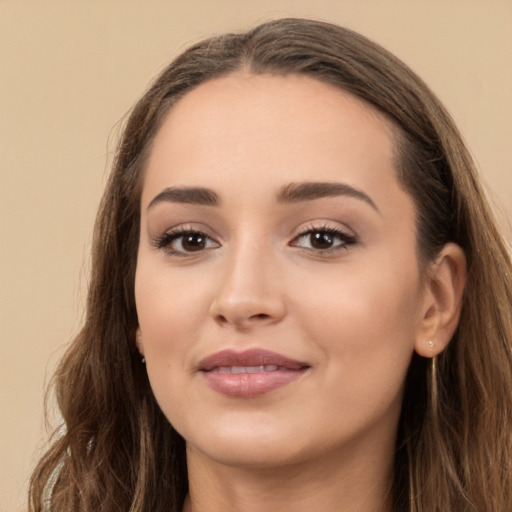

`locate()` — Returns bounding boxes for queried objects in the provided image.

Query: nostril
[250,313,271,320]
[214,314,229,325]
[214,312,271,326]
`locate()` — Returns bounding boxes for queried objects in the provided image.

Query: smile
[199,349,310,398]
[211,365,279,373]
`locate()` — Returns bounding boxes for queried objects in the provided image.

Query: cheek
[134,258,211,390]
[300,254,420,328]
[135,265,201,422]
[293,253,422,396]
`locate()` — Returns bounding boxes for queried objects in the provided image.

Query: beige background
[1,1,511,510]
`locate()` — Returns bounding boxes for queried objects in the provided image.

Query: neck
[183,439,395,512]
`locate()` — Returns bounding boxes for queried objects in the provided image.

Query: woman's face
[135,73,427,469]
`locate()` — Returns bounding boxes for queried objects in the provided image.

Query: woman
[29,18,512,512]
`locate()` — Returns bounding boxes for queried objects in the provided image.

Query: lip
[198,349,310,398]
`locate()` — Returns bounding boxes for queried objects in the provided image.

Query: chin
[182,419,315,470]
[187,438,310,471]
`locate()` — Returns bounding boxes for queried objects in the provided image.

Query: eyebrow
[276,182,379,212]
[147,181,378,213]
[148,186,220,209]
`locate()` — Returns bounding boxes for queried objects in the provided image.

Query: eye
[291,227,356,252]
[154,229,220,255]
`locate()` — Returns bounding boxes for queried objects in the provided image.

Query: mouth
[198,349,310,398]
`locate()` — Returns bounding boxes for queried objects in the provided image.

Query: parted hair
[29,18,512,512]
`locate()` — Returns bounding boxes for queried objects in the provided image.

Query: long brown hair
[29,18,512,511]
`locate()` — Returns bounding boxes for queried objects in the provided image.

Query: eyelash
[290,224,357,253]
[152,227,219,257]
[152,224,356,257]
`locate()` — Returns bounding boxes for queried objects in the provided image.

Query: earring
[141,356,146,364]
[430,355,439,418]
[428,339,435,349]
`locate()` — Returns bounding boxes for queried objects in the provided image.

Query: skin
[135,73,466,512]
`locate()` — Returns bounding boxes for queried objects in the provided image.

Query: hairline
[132,68,429,268]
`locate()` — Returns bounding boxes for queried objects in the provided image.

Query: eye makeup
[150,221,357,260]
[152,226,220,257]
[290,224,357,254]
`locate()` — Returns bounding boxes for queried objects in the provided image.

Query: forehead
[141,72,402,209]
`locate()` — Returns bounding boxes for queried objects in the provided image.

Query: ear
[414,243,467,357]
[135,327,145,357]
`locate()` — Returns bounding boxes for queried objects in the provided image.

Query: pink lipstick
[199,349,309,398]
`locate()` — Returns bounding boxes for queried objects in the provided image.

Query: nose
[209,240,286,329]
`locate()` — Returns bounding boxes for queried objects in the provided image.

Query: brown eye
[155,229,220,255]
[309,232,335,249]
[181,233,207,252]
[291,228,356,253]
